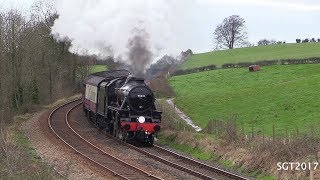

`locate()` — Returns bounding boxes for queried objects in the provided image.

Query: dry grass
[0,95,81,179]
[0,114,60,179]
[148,74,175,98]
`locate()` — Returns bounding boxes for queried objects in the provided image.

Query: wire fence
[203,118,320,142]
[157,99,320,143]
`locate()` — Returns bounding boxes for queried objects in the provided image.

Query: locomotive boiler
[82,70,161,145]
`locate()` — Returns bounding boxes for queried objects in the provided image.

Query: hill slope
[180,43,320,69]
[91,65,108,73]
[170,64,320,136]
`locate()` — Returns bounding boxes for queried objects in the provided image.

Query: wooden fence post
[262,125,265,143]
[211,120,214,134]
[241,122,244,137]
[251,123,254,138]
[272,124,275,141]
[285,127,288,144]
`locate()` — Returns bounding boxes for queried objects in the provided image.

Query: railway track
[48,99,161,180]
[151,145,247,180]
[49,99,248,180]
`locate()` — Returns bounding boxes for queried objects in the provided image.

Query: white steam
[52,0,194,72]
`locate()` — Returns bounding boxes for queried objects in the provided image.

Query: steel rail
[48,99,161,180]
[153,145,248,180]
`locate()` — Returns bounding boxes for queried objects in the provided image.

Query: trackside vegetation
[170,64,320,136]
[179,43,320,69]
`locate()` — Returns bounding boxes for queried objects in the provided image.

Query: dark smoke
[126,29,153,77]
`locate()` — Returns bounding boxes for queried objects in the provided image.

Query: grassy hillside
[170,64,320,136]
[90,65,108,73]
[180,43,320,69]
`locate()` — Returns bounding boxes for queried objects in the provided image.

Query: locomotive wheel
[97,117,105,131]
[148,135,154,146]
[143,135,154,146]
[84,109,88,117]
[115,128,127,142]
[107,123,113,134]
[113,122,119,137]
[113,125,116,137]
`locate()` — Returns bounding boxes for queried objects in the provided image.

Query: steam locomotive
[82,70,161,145]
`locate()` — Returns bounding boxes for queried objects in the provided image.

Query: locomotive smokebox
[116,76,154,112]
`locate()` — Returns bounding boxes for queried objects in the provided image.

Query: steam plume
[126,29,152,77]
[51,0,193,75]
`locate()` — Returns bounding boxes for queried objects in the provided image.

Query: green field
[91,65,108,73]
[180,43,320,69]
[170,64,320,136]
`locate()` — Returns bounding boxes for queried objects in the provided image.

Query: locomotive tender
[82,70,161,145]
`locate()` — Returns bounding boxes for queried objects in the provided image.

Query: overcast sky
[1,0,319,53]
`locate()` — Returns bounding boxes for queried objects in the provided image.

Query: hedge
[172,57,320,76]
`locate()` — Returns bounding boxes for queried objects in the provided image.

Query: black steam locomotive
[82,70,161,145]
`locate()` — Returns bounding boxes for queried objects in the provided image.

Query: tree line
[0,3,91,123]
[213,15,319,49]
[296,38,320,43]
[257,38,320,46]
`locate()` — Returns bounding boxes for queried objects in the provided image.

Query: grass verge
[0,95,80,179]
[0,114,61,179]
[157,130,275,179]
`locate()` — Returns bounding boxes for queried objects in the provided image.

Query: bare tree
[213,15,248,50]
[0,2,91,111]
[257,39,271,46]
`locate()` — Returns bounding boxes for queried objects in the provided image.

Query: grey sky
[1,0,319,53]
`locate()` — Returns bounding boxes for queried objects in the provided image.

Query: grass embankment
[180,43,320,69]
[156,99,273,179]
[0,115,60,179]
[170,64,320,136]
[0,95,80,179]
[158,131,275,179]
[90,65,108,73]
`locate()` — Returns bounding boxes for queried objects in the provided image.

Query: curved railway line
[107,132,247,180]
[48,99,161,180]
[48,99,248,180]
